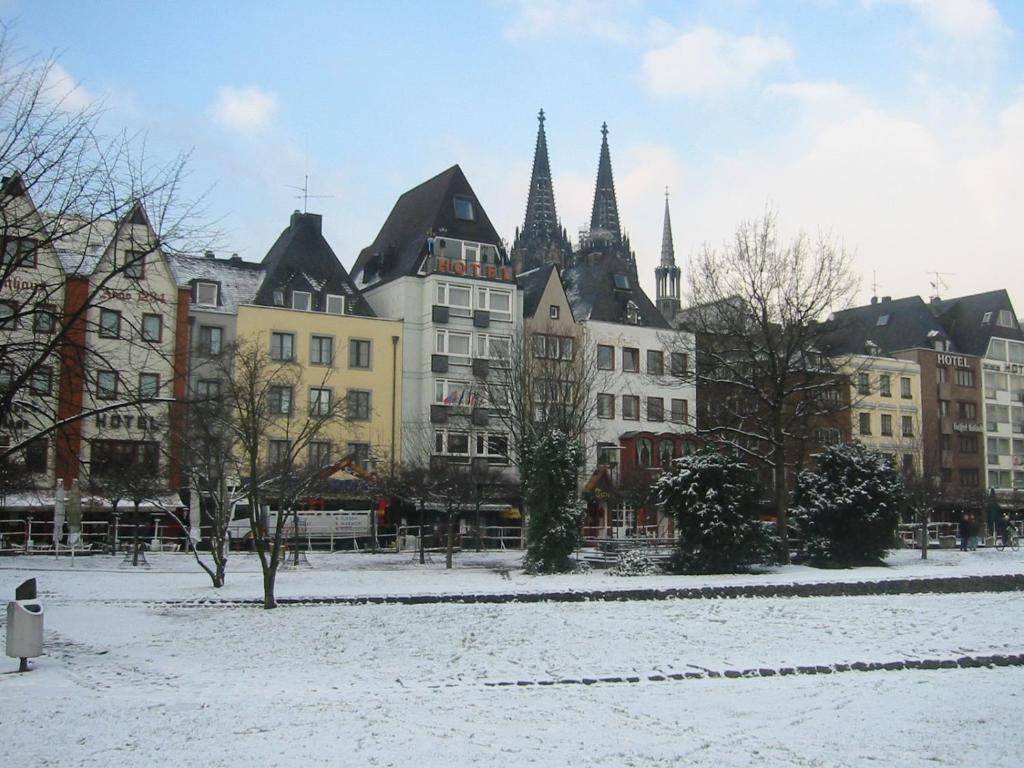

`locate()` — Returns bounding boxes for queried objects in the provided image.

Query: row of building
[1,111,1021,539]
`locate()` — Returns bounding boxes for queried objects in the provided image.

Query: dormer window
[453,196,475,221]
[625,301,640,325]
[997,310,1016,328]
[982,312,993,325]
[292,291,311,311]
[876,314,889,326]
[613,273,631,290]
[195,282,218,307]
[326,294,344,315]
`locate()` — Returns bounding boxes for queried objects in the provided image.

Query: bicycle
[995,530,1020,552]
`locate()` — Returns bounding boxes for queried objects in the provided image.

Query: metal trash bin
[6,578,43,672]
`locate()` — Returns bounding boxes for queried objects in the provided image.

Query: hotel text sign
[936,353,969,367]
[432,257,513,283]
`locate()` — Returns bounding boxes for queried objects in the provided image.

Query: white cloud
[211,86,278,134]
[865,0,1005,41]
[502,0,640,43]
[643,26,793,96]
[41,63,95,110]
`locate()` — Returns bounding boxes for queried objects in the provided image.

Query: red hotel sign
[432,257,512,282]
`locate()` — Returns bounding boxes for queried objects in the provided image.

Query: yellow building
[236,302,402,474]
[845,354,924,477]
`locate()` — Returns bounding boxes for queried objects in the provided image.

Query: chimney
[870,296,878,305]
[204,250,215,259]
[290,210,323,233]
[229,253,242,264]
[882,296,891,303]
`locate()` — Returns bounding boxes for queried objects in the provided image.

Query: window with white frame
[434,379,476,407]
[475,432,509,462]
[292,291,311,311]
[476,333,510,362]
[436,282,472,316]
[476,286,512,318]
[326,294,344,315]
[309,387,333,416]
[434,430,470,458]
[195,282,218,307]
[436,329,471,360]
[549,305,559,319]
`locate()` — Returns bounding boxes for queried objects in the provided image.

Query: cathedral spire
[655,187,681,322]
[522,108,559,240]
[589,122,621,243]
[660,187,675,267]
[510,109,573,274]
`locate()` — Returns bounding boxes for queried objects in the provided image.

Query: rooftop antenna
[928,271,953,302]
[871,270,879,301]
[285,175,333,213]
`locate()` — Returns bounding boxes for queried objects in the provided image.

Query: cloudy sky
[8,0,1024,311]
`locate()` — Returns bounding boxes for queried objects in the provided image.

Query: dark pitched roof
[927,290,1023,357]
[823,295,950,355]
[562,252,668,329]
[351,165,505,288]
[516,263,558,320]
[254,211,375,317]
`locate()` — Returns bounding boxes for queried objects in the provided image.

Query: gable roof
[350,165,505,288]
[516,263,556,320]
[254,211,374,317]
[927,290,1023,357]
[169,253,264,314]
[562,252,668,329]
[824,295,951,355]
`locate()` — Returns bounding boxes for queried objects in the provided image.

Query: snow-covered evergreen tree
[791,442,907,567]
[522,430,584,574]
[656,449,775,574]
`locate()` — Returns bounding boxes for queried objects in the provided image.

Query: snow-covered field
[2,549,1023,767]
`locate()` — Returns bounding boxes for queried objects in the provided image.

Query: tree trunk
[446,512,454,569]
[920,506,929,560]
[263,565,277,609]
[773,459,790,565]
[418,503,425,565]
[131,502,142,567]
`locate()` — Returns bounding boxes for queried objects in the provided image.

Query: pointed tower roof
[523,109,560,240]
[660,188,675,267]
[589,122,621,243]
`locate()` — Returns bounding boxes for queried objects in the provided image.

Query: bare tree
[0,28,206,471]
[483,323,603,469]
[215,335,347,609]
[675,212,859,562]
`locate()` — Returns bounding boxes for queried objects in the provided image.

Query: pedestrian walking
[959,511,970,552]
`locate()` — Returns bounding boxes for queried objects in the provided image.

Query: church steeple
[523,109,559,241]
[589,122,621,244]
[511,109,572,274]
[655,188,681,322]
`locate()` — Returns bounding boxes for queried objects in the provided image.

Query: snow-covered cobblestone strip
[479,653,1024,688]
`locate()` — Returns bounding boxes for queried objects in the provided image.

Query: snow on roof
[48,216,119,276]
[169,254,265,314]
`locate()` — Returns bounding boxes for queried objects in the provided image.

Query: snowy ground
[2,549,1023,767]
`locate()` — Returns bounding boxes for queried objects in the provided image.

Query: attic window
[982,312,993,325]
[292,291,311,311]
[326,294,344,315]
[195,282,218,307]
[453,196,475,221]
[273,290,285,307]
[997,310,1015,328]
[876,314,889,326]
[613,273,631,290]
[625,301,640,325]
